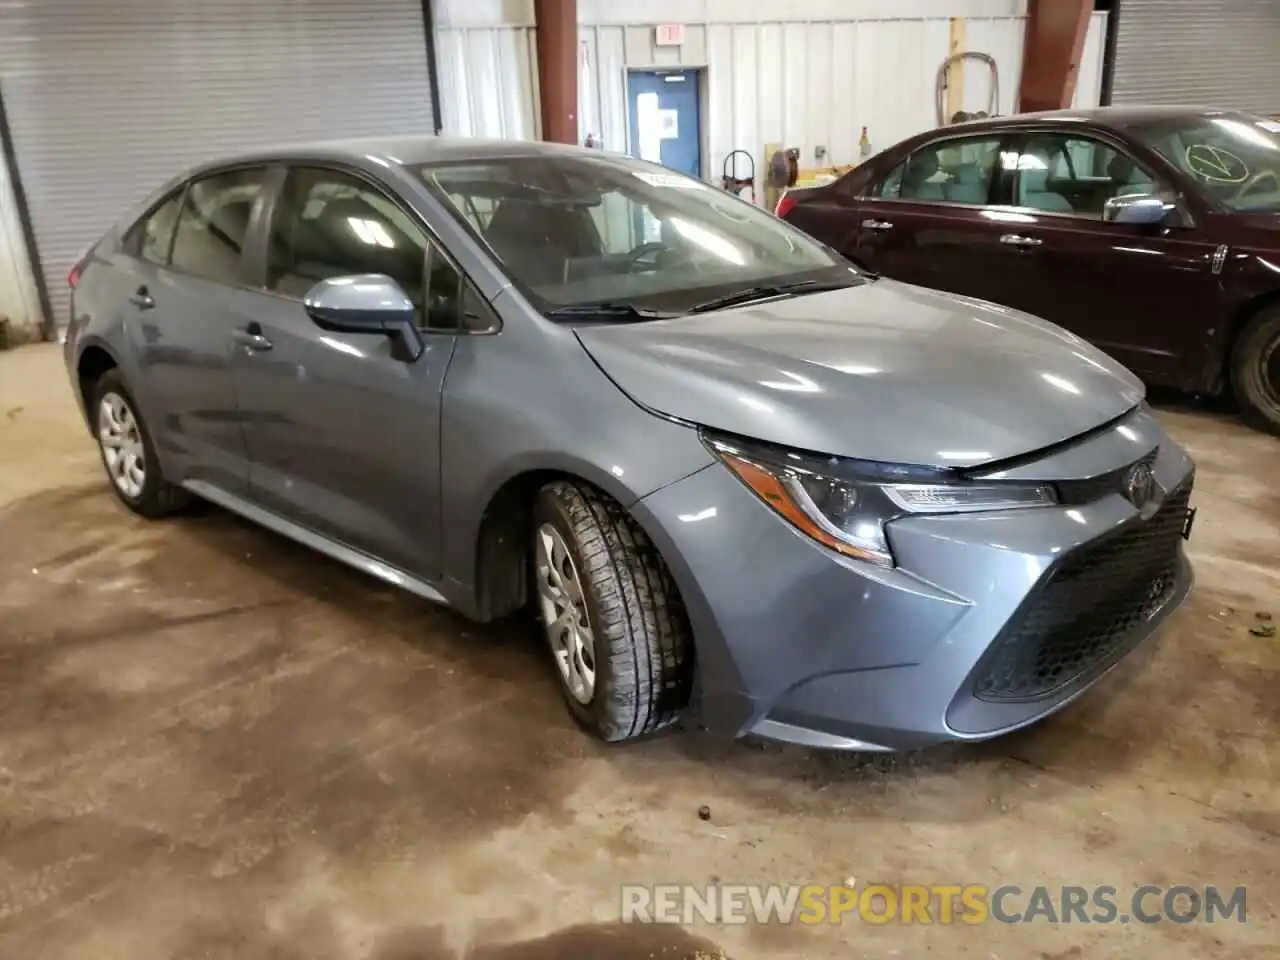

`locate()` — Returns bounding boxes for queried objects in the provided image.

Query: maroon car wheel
[1231,306,1280,437]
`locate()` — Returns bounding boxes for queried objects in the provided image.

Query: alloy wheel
[535,522,596,704]
[98,392,146,499]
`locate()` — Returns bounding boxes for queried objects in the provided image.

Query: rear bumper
[633,408,1196,751]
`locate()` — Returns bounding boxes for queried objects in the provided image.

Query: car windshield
[413,153,858,314]
[1129,112,1280,212]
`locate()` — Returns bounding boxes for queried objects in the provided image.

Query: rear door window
[169,168,267,284]
[877,136,1005,205]
[128,191,184,265]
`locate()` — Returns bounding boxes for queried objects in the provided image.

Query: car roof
[933,105,1254,136]
[190,134,592,175]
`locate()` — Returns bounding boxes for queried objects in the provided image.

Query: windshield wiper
[689,279,857,314]
[544,302,681,322]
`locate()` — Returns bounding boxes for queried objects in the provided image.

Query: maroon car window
[1011,135,1166,219]
[882,136,1004,205]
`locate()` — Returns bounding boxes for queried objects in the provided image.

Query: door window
[885,136,1004,204]
[128,191,183,265]
[169,169,266,284]
[1011,135,1166,218]
[267,167,433,323]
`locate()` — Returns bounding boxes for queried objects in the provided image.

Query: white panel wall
[579,5,1028,199]
[433,0,540,139]
[0,133,42,339]
[1073,12,1109,109]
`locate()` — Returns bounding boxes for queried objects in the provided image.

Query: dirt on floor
[0,343,1276,959]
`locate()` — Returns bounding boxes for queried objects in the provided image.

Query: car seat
[945,164,988,204]
[1107,154,1155,197]
[484,199,584,284]
[902,152,946,201]
[1018,166,1074,213]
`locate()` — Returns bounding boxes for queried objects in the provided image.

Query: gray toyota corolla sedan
[63,136,1196,751]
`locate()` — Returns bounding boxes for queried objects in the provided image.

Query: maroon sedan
[780,107,1280,434]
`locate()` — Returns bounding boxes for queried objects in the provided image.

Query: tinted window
[424,244,462,331]
[1012,134,1166,218]
[415,154,847,311]
[169,169,265,283]
[898,136,1004,204]
[267,168,429,319]
[461,282,500,333]
[871,163,905,198]
[132,192,183,265]
[1129,112,1280,212]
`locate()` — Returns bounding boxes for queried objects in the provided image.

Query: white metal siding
[1110,0,1280,113]
[434,27,541,139]
[578,16,1025,197]
[0,0,438,331]
[0,131,42,338]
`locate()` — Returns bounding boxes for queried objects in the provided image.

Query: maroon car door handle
[861,218,894,231]
[999,233,1042,249]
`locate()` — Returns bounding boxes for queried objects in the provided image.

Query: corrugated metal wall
[0,0,438,332]
[1109,0,1280,114]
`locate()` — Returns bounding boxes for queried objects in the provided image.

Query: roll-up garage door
[1109,0,1280,114]
[0,0,438,332]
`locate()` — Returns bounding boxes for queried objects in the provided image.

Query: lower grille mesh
[974,478,1192,702]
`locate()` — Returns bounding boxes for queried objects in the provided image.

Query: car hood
[575,280,1145,469]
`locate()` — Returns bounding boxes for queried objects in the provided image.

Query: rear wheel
[532,481,694,742]
[91,370,190,517]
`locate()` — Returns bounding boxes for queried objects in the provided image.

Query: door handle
[233,324,273,352]
[861,219,894,231]
[128,286,155,309]
[1000,233,1043,248]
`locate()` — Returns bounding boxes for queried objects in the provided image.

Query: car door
[127,167,269,494]
[229,164,460,581]
[992,132,1221,383]
[852,133,1017,301]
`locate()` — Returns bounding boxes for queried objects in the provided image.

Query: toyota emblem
[1123,462,1156,508]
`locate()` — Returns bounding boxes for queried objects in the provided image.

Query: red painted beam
[1018,0,1092,113]
[534,0,579,143]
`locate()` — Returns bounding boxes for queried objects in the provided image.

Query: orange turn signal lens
[719,453,891,565]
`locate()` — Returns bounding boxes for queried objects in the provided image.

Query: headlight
[703,433,1056,567]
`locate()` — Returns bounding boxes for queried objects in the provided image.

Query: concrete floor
[0,343,1276,959]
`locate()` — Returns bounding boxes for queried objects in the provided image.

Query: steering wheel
[1236,169,1280,200]
[625,241,670,270]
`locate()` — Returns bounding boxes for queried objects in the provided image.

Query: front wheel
[1230,305,1280,437]
[532,481,694,742]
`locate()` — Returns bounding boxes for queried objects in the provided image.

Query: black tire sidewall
[90,371,171,516]
[531,488,616,735]
[1231,308,1280,436]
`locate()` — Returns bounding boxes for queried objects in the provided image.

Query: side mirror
[303,274,424,361]
[1103,193,1170,226]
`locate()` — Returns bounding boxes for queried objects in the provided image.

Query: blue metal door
[626,70,702,178]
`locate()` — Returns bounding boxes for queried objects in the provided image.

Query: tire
[1230,305,1280,437]
[532,481,694,742]
[89,369,191,518]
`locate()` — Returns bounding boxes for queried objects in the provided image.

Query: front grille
[1056,450,1158,505]
[974,477,1192,702]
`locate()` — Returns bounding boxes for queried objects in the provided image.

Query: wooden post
[947,18,966,122]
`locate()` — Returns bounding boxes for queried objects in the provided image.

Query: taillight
[775,192,796,219]
[68,244,93,289]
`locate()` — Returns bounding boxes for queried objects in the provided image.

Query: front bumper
[632,407,1195,751]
